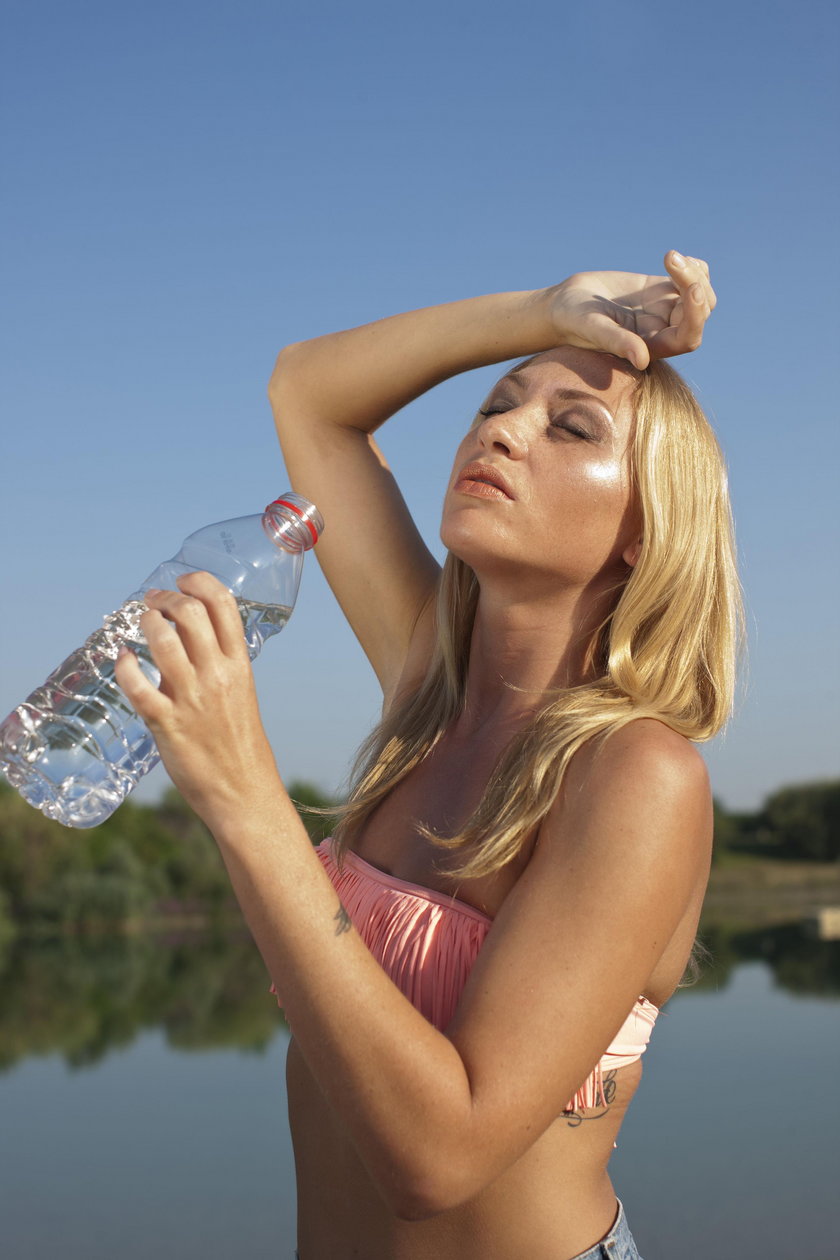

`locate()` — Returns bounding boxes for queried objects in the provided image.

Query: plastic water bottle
[0,492,324,829]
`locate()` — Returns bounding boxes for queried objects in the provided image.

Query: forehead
[496,347,640,424]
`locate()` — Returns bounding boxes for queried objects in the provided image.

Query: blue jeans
[295,1200,643,1259]
[567,1197,643,1260]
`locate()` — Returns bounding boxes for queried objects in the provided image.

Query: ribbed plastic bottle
[0,493,324,829]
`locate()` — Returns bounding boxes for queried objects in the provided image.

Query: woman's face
[440,347,642,593]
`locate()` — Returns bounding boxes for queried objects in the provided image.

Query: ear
[623,537,643,568]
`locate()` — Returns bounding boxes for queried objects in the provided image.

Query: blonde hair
[333,358,742,980]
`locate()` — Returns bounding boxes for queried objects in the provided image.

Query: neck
[453,577,620,737]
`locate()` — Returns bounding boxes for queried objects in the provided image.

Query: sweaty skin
[115,253,717,1259]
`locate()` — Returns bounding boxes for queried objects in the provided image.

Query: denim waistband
[568,1197,643,1260]
[295,1197,643,1260]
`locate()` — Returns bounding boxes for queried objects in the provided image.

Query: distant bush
[712,779,840,863]
[27,867,155,932]
[0,777,342,931]
[0,886,17,946]
[759,781,840,862]
[4,770,833,936]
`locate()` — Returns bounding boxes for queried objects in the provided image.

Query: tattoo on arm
[333,903,352,936]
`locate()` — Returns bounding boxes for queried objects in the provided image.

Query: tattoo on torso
[561,1070,618,1127]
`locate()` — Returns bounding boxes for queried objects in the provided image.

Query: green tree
[759,780,840,861]
[711,797,740,863]
[0,776,343,932]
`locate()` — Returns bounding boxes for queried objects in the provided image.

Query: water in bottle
[0,493,323,828]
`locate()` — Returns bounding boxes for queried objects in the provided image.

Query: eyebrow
[498,370,616,427]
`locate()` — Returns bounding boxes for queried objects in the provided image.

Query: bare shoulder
[544,718,713,894]
[446,717,713,1186]
[568,718,710,809]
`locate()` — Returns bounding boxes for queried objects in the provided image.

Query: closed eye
[550,419,592,440]
[476,404,598,441]
[472,405,510,431]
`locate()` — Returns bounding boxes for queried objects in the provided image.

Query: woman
[116,250,738,1259]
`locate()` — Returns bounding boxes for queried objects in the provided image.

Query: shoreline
[3,855,839,940]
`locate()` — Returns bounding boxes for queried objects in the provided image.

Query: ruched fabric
[270,838,659,1114]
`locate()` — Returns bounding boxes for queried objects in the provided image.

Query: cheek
[561,455,629,516]
[584,457,625,487]
[444,433,478,499]
[554,456,635,552]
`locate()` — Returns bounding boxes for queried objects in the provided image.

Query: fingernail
[672,252,686,267]
[691,283,704,301]
[145,588,161,597]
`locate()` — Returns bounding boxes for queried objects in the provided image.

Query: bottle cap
[263,492,324,552]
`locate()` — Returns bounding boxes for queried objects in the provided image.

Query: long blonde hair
[334,358,742,913]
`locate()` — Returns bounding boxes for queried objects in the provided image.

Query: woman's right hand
[267,254,714,702]
[544,251,717,370]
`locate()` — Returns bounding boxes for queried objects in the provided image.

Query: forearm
[210,784,476,1217]
[268,288,558,435]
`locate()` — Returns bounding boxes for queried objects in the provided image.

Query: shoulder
[544,718,712,882]
[567,717,710,808]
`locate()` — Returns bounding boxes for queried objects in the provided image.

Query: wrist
[188,760,290,848]
[505,287,563,352]
[529,279,577,349]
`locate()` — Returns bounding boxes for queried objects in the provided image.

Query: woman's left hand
[114,571,281,826]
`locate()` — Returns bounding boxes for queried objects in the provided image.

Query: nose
[477,408,528,458]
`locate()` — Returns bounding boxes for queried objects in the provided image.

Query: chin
[440,528,520,581]
[440,515,491,566]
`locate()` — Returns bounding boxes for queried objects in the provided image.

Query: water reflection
[1,911,837,1072]
[693,913,840,999]
[0,928,285,1072]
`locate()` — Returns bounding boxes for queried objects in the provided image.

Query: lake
[1,915,838,1259]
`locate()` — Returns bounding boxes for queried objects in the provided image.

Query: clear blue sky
[2,0,838,812]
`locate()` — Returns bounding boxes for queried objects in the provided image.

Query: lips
[454,461,515,500]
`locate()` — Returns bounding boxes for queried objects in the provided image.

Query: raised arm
[268,251,714,698]
[268,290,558,699]
[114,249,717,1218]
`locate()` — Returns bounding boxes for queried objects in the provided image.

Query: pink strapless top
[270,838,659,1115]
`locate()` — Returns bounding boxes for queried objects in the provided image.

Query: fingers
[177,571,248,660]
[587,315,650,370]
[547,276,652,369]
[114,643,170,726]
[119,573,248,719]
[145,572,247,664]
[665,250,717,311]
[650,250,717,359]
[573,291,653,369]
[621,337,650,371]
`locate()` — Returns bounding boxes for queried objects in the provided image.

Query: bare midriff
[288,1041,643,1260]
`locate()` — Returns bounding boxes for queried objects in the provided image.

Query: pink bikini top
[270,837,659,1115]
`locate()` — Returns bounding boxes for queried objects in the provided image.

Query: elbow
[386,1155,480,1223]
[267,341,306,407]
[391,1188,459,1224]
[394,1198,445,1224]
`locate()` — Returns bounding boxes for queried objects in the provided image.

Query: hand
[114,572,280,826]
[545,251,717,370]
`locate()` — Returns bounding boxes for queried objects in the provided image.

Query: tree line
[0,778,337,940]
[712,779,839,864]
[0,776,837,939]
